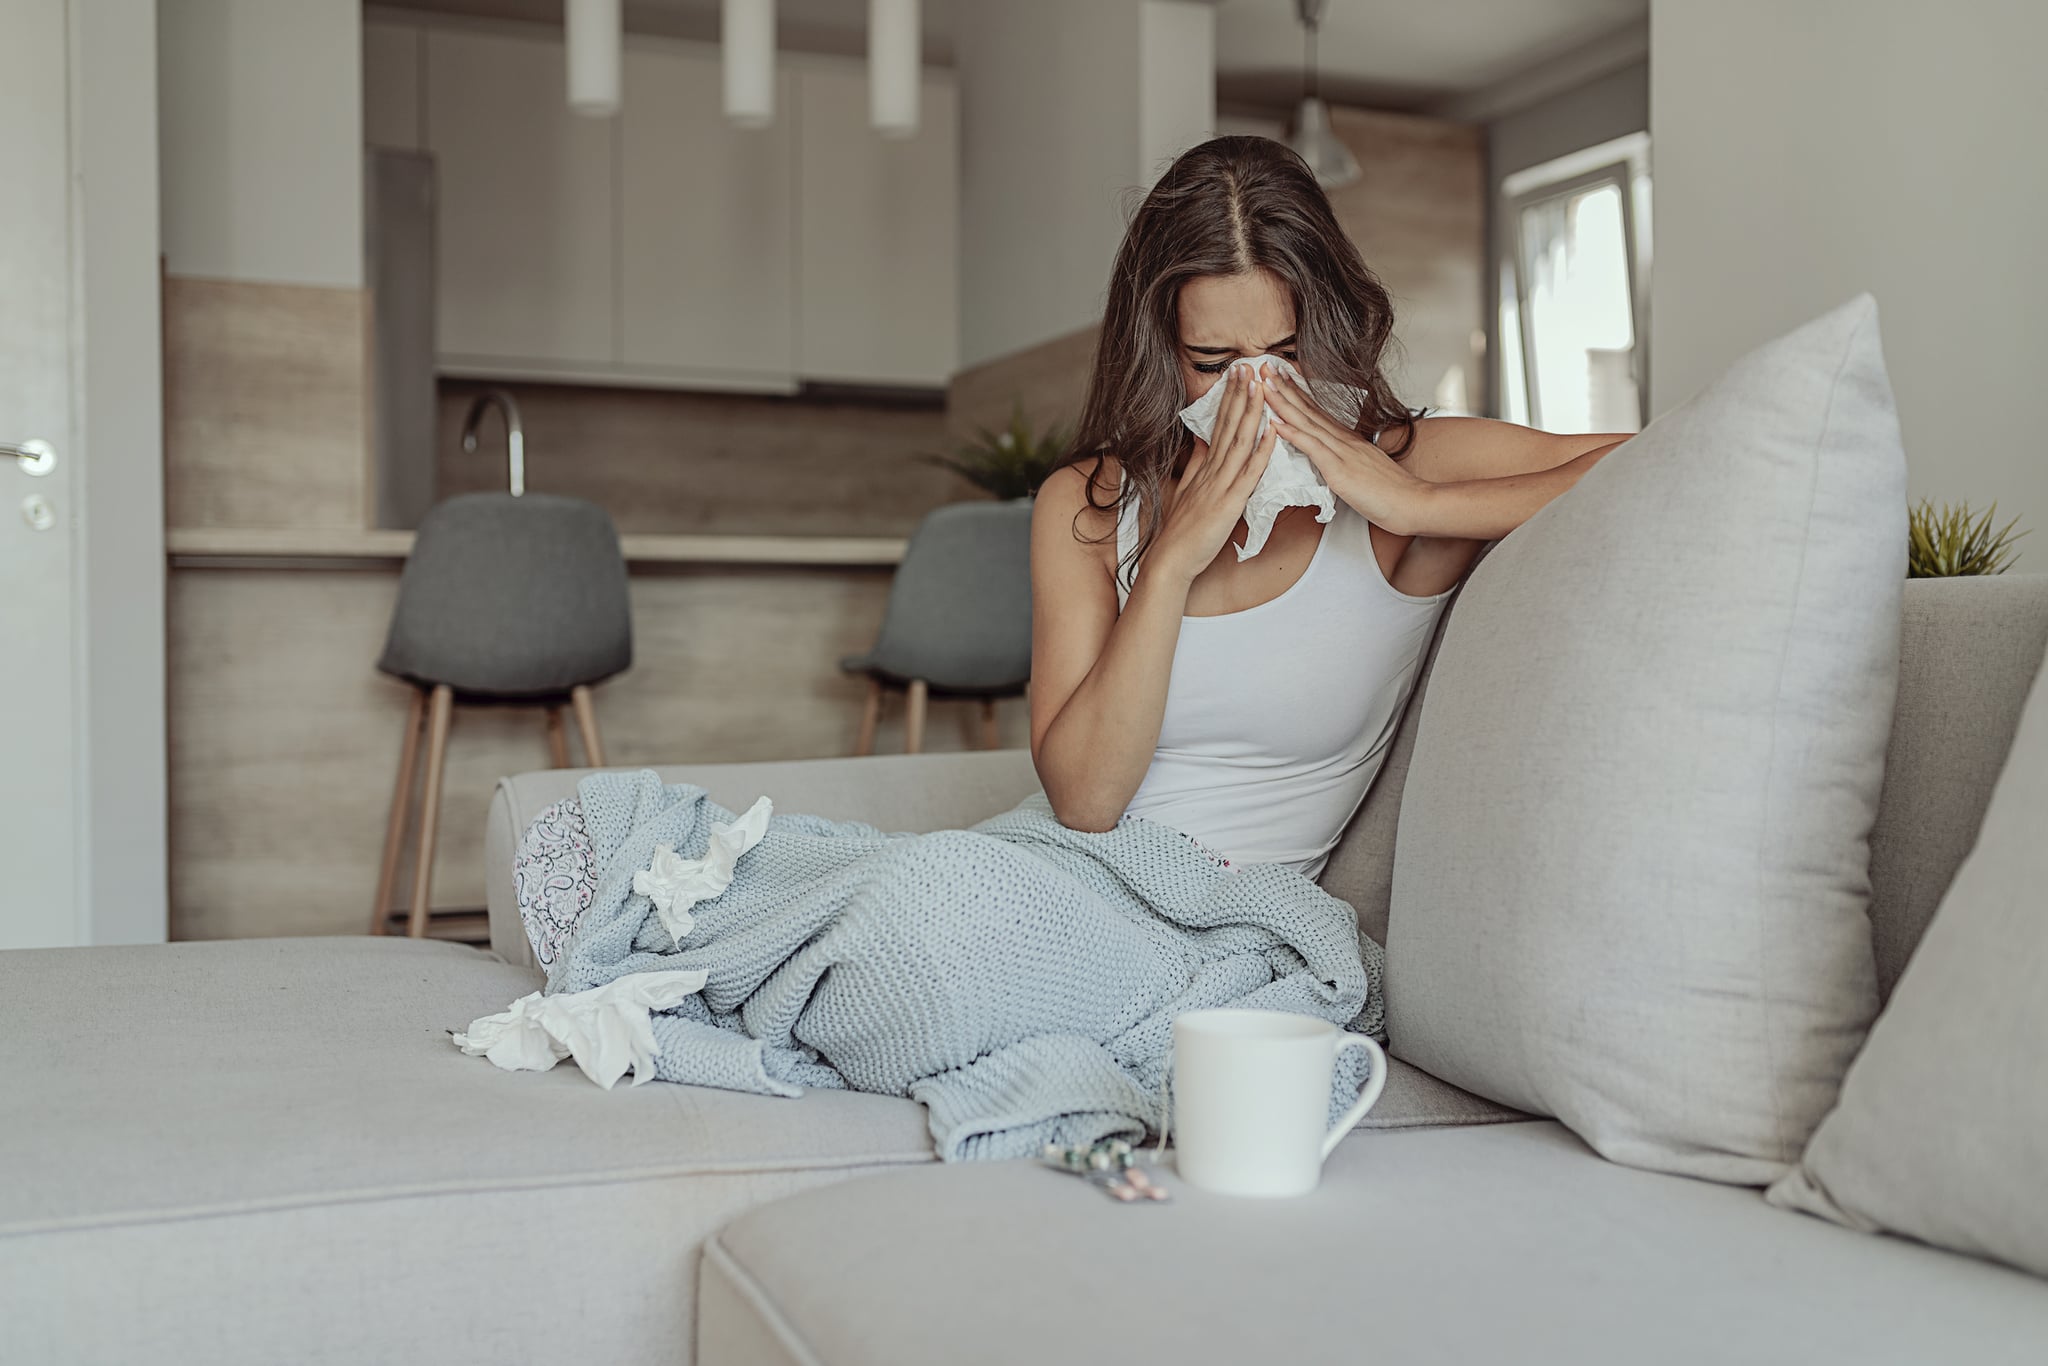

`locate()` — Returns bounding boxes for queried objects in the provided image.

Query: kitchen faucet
[460,388,526,496]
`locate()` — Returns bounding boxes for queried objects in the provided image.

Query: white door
[1,0,81,948]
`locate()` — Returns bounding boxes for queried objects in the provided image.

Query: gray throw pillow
[1766,637,2048,1275]
[1385,294,1906,1185]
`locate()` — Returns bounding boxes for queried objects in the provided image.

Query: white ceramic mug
[1168,1008,1388,1197]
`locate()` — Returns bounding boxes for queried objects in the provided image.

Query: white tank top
[1114,465,1451,882]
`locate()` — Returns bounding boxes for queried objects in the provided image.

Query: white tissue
[452,969,710,1089]
[633,794,774,947]
[1175,354,1367,561]
[453,794,776,1089]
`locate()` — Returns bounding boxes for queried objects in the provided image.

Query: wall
[1650,0,2048,528]
[1138,0,1217,186]
[75,2,169,943]
[1324,107,1486,418]
[157,0,372,534]
[157,0,364,289]
[954,0,1214,367]
[1486,60,1648,417]
[434,381,963,536]
[948,107,1485,441]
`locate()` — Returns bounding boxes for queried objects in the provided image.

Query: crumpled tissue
[452,792,775,1089]
[633,793,774,947]
[452,969,710,1089]
[1175,353,1368,561]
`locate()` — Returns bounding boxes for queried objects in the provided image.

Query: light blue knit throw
[547,769,1386,1161]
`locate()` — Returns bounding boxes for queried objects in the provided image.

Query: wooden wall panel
[162,274,371,529]
[944,108,1485,441]
[435,380,967,537]
[167,565,1034,941]
[1325,107,1487,417]
[947,323,1100,446]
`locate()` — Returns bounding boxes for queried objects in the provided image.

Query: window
[1499,132,1651,433]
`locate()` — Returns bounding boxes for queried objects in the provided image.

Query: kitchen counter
[167,526,909,568]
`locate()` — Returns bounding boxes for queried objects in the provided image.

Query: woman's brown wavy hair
[1053,135,1415,591]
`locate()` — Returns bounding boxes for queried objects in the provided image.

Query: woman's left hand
[1263,372,1430,536]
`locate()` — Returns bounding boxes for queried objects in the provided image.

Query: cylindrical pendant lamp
[565,0,622,117]
[869,0,920,138]
[724,0,776,128]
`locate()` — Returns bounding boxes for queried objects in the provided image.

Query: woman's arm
[1264,379,1631,541]
[1399,418,1632,541]
[1029,369,1278,831]
[1026,462,1187,833]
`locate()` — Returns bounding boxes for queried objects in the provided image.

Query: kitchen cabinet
[619,41,797,384]
[795,63,958,386]
[364,18,958,391]
[425,24,617,375]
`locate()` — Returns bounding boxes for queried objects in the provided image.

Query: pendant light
[869,0,921,138]
[724,0,776,128]
[565,0,621,117]
[1288,0,1360,190]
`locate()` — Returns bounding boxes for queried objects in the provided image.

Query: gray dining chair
[839,498,1034,754]
[370,490,632,938]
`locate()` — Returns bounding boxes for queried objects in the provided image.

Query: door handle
[4,439,56,476]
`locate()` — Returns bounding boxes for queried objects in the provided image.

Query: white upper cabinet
[374,18,957,390]
[426,25,617,374]
[620,41,796,384]
[795,64,958,387]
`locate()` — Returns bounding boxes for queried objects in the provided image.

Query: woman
[509,134,1629,969]
[1027,135,1630,882]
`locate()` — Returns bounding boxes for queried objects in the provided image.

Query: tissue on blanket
[453,968,711,1089]
[1176,353,1368,561]
[458,769,1386,1161]
[634,794,773,946]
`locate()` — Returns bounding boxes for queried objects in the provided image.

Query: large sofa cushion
[1384,295,1907,1185]
[0,937,934,1366]
[1767,636,2048,1277]
[698,1121,2048,1366]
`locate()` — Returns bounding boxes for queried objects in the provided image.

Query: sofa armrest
[485,748,1044,969]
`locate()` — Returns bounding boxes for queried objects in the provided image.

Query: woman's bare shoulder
[1035,455,1124,523]
[1033,455,1124,562]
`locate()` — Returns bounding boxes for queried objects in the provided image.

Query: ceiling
[1213,0,1646,113]
[368,0,1648,117]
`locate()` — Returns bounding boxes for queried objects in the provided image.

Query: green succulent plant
[914,400,1072,501]
[1906,499,2029,578]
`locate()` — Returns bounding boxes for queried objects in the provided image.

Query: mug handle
[1321,1034,1389,1160]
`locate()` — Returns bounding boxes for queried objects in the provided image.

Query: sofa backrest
[1326,573,2048,1005]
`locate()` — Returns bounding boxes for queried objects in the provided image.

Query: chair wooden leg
[905,679,928,755]
[979,697,999,751]
[854,677,883,757]
[570,684,607,767]
[406,685,455,939]
[545,705,571,768]
[370,688,427,935]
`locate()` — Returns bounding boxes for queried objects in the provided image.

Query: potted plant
[914,400,1073,502]
[1907,500,2029,577]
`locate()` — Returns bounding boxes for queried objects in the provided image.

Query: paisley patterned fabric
[512,796,599,968]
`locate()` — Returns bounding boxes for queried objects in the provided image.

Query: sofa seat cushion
[0,936,934,1366]
[700,1122,2048,1366]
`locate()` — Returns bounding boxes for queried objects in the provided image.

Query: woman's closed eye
[1192,348,1298,375]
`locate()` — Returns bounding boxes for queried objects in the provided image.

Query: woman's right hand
[1150,365,1279,585]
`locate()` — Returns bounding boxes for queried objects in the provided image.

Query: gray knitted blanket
[516,769,1385,1161]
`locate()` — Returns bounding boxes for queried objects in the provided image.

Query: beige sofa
[4,577,2045,1364]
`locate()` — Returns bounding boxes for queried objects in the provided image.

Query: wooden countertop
[166,526,908,568]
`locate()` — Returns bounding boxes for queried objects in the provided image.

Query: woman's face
[1175,267,1300,404]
